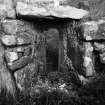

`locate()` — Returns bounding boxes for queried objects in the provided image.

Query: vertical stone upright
[65,20,83,74]
[81,19,105,77]
[0,39,16,97]
[35,33,46,75]
[83,42,95,77]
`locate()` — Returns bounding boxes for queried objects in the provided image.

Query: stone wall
[0,0,105,104]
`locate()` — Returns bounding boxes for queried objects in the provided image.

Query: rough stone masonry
[0,0,105,98]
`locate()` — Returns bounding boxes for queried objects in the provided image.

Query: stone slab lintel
[16,1,89,19]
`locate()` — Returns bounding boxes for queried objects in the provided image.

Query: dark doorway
[45,28,59,73]
[46,46,58,73]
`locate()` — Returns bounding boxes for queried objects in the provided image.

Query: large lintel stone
[16,0,89,19]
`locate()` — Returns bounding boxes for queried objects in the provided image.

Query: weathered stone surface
[66,21,83,74]
[93,42,105,64]
[3,45,33,72]
[14,61,37,93]
[1,19,36,35]
[0,19,47,76]
[1,35,17,46]
[78,74,89,85]
[5,51,18,63]
[1,35,32,46]
[81,19,105,40]
[0,0,15,19]
[99,52,105,64]
[94,42,105,52]
[5,45,32,55]
[0,42,16,96]
[1,19,37,46]
[16,0,89,19]
[83,42,95,77]
[5,46,33,71]
[17,36,32,45]
[8,56,32,71]
[1,20,18,34]
[23,46,32,56]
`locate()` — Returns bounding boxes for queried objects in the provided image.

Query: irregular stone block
[16,47,24,52]
[1,35,32,46]
[1,19,36,35]
[5,45,32,56]
[4,46,32,70]
[1,20,18,34]
[11,46,32,56]
[94,42,105,53]
[99,53,105,64]
[5,51,18,63]
[16,0,88,19]
[83,42,95,77]
[0,43,16,96]
[81,19,105,40]
[8,56,32,71]
[0,0,15,19]
[17,36,32,45]
[1,35,17,46]
[1,19,37,46]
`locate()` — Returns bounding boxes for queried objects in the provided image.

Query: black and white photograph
[0,0,105,105]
